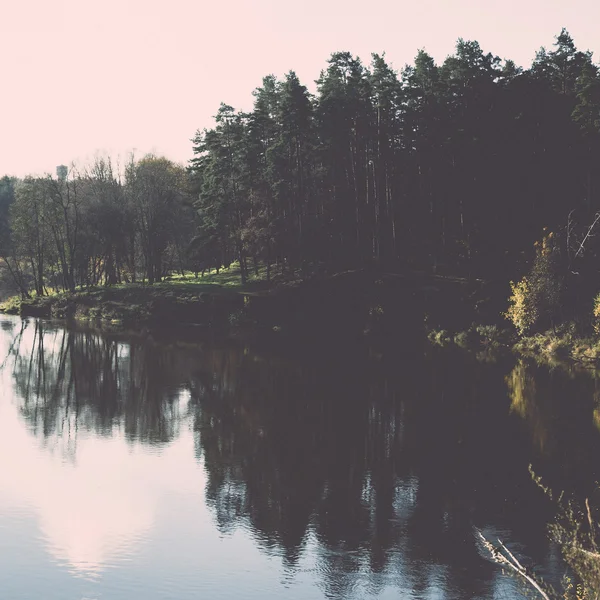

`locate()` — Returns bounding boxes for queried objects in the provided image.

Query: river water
[0,315,599,599]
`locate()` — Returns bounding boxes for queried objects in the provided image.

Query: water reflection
[9,320,190,452]
[1,316,600,598]
[0,319,200,582]
[505,357,600,495]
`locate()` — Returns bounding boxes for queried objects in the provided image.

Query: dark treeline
[191,29,600,286]
[1,29,600,310]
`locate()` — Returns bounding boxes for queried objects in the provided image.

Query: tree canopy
[2,29,600,299]
[189,29,600,285]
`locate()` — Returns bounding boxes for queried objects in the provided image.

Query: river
[0,315,598,599]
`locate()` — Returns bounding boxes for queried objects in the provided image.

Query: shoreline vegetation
[0,263,275,330]
[2,27,600,600]
[1,28,600,365]
[428,324,600,369]
[4,261,600,370]
[0,264,483,338]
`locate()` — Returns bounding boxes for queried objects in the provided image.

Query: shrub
[228,307,255,328]
[506,232,566,335]
[475,324,508,347]
[453,330,471,348]
[593,293,600,336]
[505,277,538,336]
[427,329,452,346]
[0,295,22,314]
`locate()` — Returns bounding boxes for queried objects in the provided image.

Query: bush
[475,324,508,347]
[228,307,255,328]
[505,278,538,336]
[593,293,600,336]
[0,295,21,314]
[452,324,509,350]
[453,330,472,348]
[427,329,452,346]
[572,338,600,361]
[506,232,565,336]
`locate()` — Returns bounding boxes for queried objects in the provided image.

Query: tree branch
[475,529,551,600]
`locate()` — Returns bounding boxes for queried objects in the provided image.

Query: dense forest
[1,29,600,330]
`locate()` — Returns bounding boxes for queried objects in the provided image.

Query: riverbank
[427,323,600,371]
[0,266,490,345]
[8,265,600,371]
[0,272,262,328]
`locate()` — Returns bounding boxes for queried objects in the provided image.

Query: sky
[1,0,600,177]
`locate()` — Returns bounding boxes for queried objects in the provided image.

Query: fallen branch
[574,212,600,259]
[475,528,551,600]
[575,546,600,561]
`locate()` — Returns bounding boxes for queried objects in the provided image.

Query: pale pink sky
[1,0,599,177]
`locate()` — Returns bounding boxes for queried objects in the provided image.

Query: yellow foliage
[593,294,600,336]
[505,277,538,336]
[506,361,547,452]
[541,231,554,256]
[593,408,600,432]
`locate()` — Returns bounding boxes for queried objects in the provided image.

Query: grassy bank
[0,264,273,326]
[0,263,373,338]
[10,264,596,368]
[0,266,488,347]
[514,330,600,364]
[428,322,600,370]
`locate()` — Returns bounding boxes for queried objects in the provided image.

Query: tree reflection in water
[4,318,600,598]
[9,320,190,456]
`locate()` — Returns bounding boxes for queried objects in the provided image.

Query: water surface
[1,315,599,599]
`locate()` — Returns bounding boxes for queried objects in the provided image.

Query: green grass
[0,295,21,314]
[515,330,600,365]
[0,261,292,321]
[103,262,273,295]
[167,262,268,286]
[431,319,600,373]
[0,262,279,324]
[428,324,512,350]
